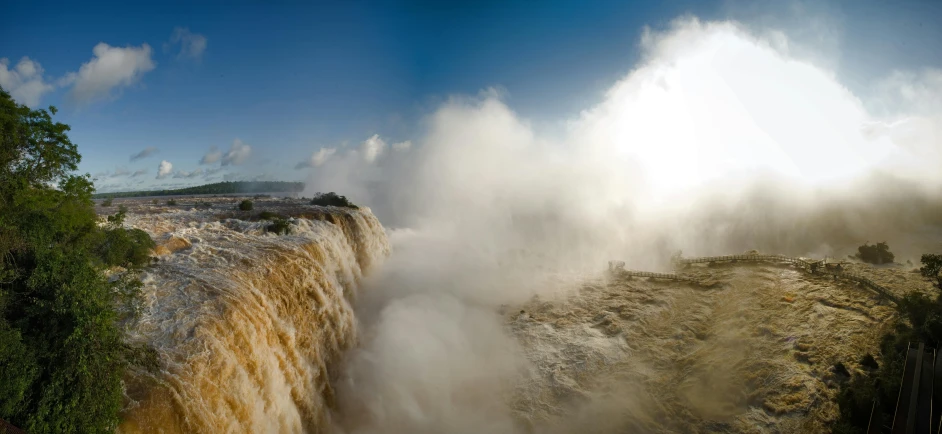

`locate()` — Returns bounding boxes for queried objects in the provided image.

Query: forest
[91,181,304,199]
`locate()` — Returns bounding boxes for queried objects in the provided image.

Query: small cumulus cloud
[392,140,412,152]
[167,27,207,60]
[199,146,222,165]
[66,43,156,103]
[221,139,251,166]
[361,134,386,163]
[295,147,337,169]
[156,160,173,179]
[130,146,159,161]
[0,57,55,107]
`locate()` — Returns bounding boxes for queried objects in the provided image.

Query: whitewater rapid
[115,197,389,433]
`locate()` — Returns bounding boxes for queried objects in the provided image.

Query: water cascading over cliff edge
[117,201,389,433]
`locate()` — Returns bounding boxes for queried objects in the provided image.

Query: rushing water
[108,197,942,433]
[116,198,389,433]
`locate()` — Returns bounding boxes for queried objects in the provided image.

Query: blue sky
[2,0,941,192]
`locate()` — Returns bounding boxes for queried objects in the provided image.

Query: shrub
[101,198,113,207]
[195,201,212,209]
[920,254,942,288]
[151,199,159,205]
[167,199,177,206]
[238,200,253,211]
[855,242,895,265]
[310,192,357,208]
[258,211,281,220]
[106,205,128,226]
[266,218,291,235]
[0,87,154,432]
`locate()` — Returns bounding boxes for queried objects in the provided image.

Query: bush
[151,199,159,205]
[266,218,291,235]
[310,192,357,208]
[195,201,211,209]
[238,200,253,211]
[106,205,128,226]
[855,242,895,265]
[258,211,281,220]
[920,254,942,288]
[167,199,176,206]
[101,198,113,207]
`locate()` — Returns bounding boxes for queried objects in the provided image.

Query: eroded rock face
[507,263,931,433]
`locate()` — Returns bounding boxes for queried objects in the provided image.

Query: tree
[920,254,942,288]
[855,242,895,265]
[0,86,154,433]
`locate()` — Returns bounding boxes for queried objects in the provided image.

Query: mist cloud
[327,17,942,434]
[296,147,336,169]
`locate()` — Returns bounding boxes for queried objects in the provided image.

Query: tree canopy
[0,86,155,433]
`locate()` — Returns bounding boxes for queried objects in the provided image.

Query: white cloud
[361,134,386,163]
[156,160,173,179]
[131,169,148,177]
[221,139,251,166]
[295,147,336,169]
[168,27,207,60]
[0,57,55,107]
[68,43,156,103]
[173,168,204,179]
[130,146,159,161]
[200,146,222,165]
[392,140,412,152]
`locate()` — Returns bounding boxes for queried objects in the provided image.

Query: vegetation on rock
[310,192,357,208]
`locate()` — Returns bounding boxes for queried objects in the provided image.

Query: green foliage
[91,181,304,199]
[0,86,154,433]
[855,242,895,265]
[266,218,291,235]
[310,192,357,208]
[238,200,253,211]
[195,201,211,209]
[167,199,176,206]
[100,198,113,207]
[258,211,281,220]
[106,205,127,227]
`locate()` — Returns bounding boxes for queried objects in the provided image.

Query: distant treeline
[92,181,305,198]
